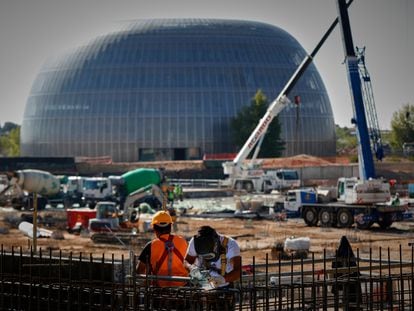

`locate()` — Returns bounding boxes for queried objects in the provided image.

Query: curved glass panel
[21,19,335,161]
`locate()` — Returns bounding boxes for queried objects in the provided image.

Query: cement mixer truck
[0,169,61,210]
[74,168,175,236]
[118,168,168,209]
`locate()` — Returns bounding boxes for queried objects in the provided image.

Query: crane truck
[221,94,292,193]
[220,1,359,193]
[281,0,411,230]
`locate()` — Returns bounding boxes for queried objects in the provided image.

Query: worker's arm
[185,254,197,266]
[136,242,151,274]
[224,255,241,283]
[136,261,147,274]
[184,237,197,267]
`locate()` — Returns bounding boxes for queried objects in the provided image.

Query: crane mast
[336,0,376,181]
[356,46,384,162]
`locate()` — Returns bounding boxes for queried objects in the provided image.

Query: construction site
[1,0,414,310]
[1,198,414,310]
[0,151,413,311]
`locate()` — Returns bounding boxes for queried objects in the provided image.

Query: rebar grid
[0,244,413,310]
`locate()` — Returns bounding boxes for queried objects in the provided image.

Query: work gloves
[207,270,227,288]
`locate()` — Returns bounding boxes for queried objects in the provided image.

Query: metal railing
[170,178,223,189]
[0,244,413,310]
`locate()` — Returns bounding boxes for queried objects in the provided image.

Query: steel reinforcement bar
[0,244,413,310]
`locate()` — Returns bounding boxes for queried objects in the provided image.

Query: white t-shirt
[186,234,240,274]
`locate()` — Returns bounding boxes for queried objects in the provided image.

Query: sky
[0,0,412,130]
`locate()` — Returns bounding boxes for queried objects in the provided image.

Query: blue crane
[336,0,381,181]
[356,46,384,162]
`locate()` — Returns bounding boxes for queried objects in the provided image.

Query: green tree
[230,90,285,158]
[335,124,357,154]
[390,104,414,149]
[0,126,20,156]
[0,122,19,135]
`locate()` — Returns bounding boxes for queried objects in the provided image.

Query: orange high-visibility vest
[150,234,188,287]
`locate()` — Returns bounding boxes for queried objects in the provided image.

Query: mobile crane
[287,0,410,229]
[221,1,355,194]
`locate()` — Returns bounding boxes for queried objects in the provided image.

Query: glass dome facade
[21,18,336,162]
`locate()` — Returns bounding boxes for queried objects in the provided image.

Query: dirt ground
[1,207,414,265]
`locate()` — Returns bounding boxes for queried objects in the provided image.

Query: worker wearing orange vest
[136,211,188,287]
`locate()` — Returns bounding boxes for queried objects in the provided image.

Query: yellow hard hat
[151,211,172,227]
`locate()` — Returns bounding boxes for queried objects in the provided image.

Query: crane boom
[222,0,354,193]
[336,0,376,181]
[227,0,354,170]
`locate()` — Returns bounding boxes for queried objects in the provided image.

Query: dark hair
[197,226,218,238]
[194,226,222,260]
[154,223,172,235]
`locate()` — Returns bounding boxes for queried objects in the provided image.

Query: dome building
[21,19,336,162]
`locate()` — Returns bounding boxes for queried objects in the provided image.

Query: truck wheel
[319,208,334,227]
[337,208,353,228]
[63,198,73,209]
[303,207,318,227]
[356,218,373,230]
[377,214,393,229]
[235,181,243,191]
[244,182,254,193]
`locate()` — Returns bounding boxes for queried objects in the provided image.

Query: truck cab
[337,177,390,205]
[282,189,317,217]
[266,169,300,192]
[82,177,114,208]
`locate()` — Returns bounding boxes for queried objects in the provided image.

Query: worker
[186,225,241,309]
[391,193,401,206]
[167,205,178,232]
[136,211,189,287]
[167,185,175,203]
[174,183,184,201]
[186,225,241,287]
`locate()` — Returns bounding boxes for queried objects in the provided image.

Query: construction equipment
[336,0,379,181]
[284,182,407,229]
[296,0,403,229]
[265,169,300,192]
[66,201,143,240]
[66,168,180,244]
[356,46,384,162]
[117,167,176,211]
[276,0,411,230]
[221,95,291,193]
[81,176,114,208]
[220,2,356,194]
[46,176,85,208]
[0,169,60,210]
